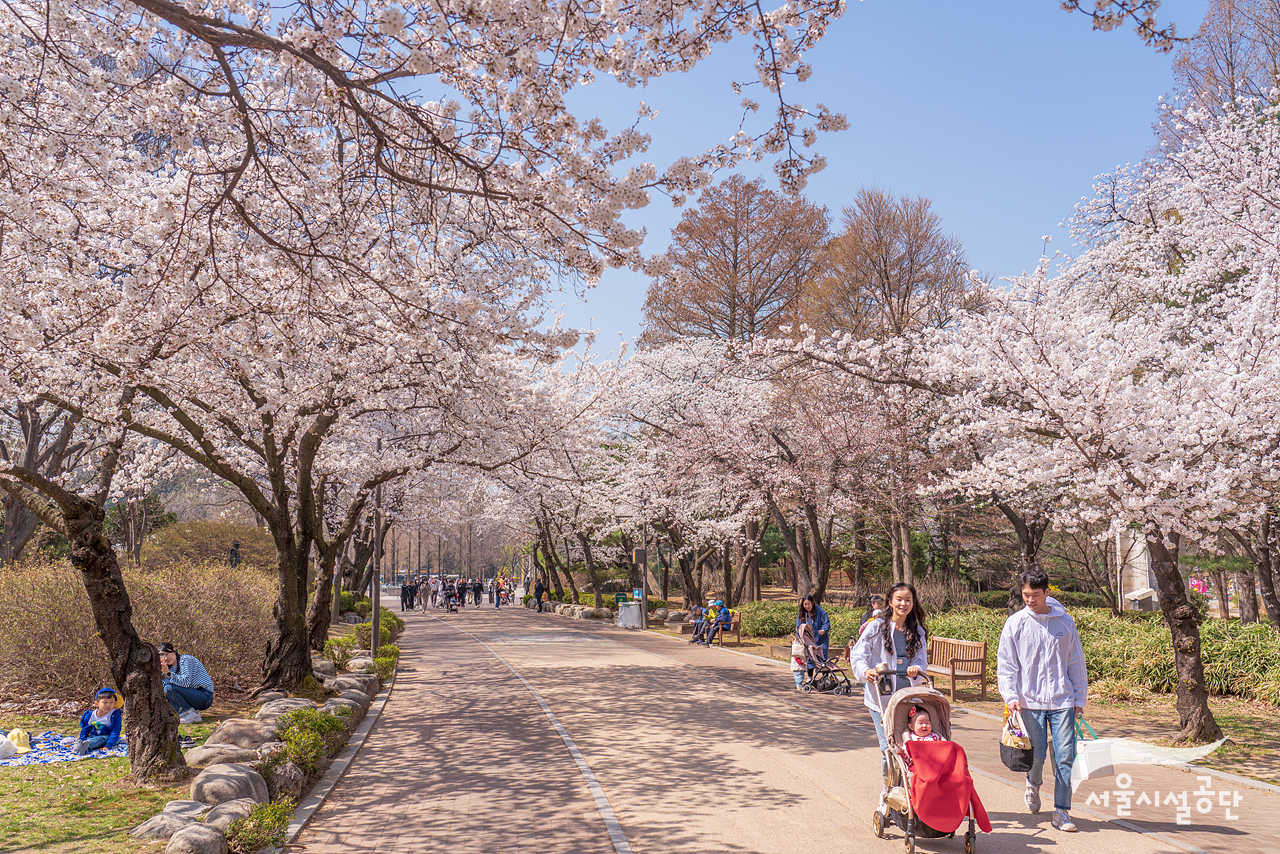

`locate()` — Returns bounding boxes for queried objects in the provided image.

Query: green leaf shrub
[226,799,296,854]
[354,620,391,650]
[376,643,400,662]
[373,656,397,681]
[646,598,667,612]
[929,605,1280,706]
[323,637,356,670]
[737,601,797,638]
[275,707,349,774]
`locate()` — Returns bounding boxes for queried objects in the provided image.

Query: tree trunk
[71,512,186,780]
[1230,513,1280,627]
[995,499,1050,615]
[306,545,339,651]
[1237,571,1259,624]
[898,515,914,586]
[559,537,581,603]
[853,515,866,591]
[1212,569,1231,620]
[765,494,814,596]
[890,519,902,583]
[258,525,316,693]
[576,533,602,607]
[1146,531,1223,742]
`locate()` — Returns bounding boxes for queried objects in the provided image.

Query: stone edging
[261,672,396,853]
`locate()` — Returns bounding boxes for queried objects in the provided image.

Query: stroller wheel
[801,683,813,693]
[904,833,915,854]
[872,809,885,839]
[964,832,975,854]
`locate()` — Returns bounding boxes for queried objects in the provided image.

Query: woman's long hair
[879,583,927,659]
[797,594,819,624]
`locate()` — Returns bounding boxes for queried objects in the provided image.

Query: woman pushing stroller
[849,583,929,793]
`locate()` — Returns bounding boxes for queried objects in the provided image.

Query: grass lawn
[0,697,256,854]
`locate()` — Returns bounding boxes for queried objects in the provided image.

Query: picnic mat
[0,731,128,767]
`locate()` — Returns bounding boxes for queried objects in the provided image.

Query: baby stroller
[797,625,854,695]
[871,680,991,854]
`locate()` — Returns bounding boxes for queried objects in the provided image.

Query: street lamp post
[371,438,382,655]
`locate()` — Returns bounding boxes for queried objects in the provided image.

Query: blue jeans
[871,708,890,781]
[74,735,108,755]
[165,683,213,714]
[1023,708,1077,811]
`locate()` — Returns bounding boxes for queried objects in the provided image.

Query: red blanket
[906,741,993,834]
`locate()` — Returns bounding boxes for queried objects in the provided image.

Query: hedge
[929,606,1280,706]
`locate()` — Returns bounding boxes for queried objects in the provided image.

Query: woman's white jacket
[849,618,928,714]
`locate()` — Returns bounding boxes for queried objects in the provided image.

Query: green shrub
[738,601,797,638]
[978,590,1012,609]
[340,591,369,613]
[381,607,405,639]
[355,620,392,649]
[275,707,348,774]
[646,598,668,612]
[226,799,296,854]
[930,604,1280,707]
[523,594,533,605]
[376,643,400,661]
[323,637,356,670]
[373,656,397,681]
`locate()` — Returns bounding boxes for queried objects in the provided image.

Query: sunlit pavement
[292,606,1280,854]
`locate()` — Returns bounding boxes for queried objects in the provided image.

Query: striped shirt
[166,654,215,693]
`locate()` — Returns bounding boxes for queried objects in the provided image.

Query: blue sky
[553,0,1207,348]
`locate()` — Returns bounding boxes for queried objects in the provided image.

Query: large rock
[654,608,669,621]
[340,612,361,624]
[165,823,228,854]
[254,698,316,722]
[338,689,370,707]
[184,744,259,767]
[266,760,306,802]
[205,718,279,749]
[311,659,338,678]
[190,763,270,806]
[255,691,286,705]
[163,800,211,821]
[328,673,379,697]
[346,656,375,672]
[203,798,255,832]
[257,741,285,758]
[131,812,195,840]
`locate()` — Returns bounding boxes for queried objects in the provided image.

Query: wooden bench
[713,611,742,646]
[927,635,988,701]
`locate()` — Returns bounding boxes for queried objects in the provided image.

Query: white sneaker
[1025,783,1041,814]
[1052,810,1077,832]
[178,709,202,724]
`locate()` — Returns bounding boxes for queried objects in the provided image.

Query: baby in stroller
[872,684,991,853]
[795,624,853,695]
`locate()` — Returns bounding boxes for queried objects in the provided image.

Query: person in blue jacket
[73,687,123,756]
[796,594,831,661]
[704,600,733,645]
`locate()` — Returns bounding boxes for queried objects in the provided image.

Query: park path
[291,605,1280,854]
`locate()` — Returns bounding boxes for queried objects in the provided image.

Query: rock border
[260,670,395,853]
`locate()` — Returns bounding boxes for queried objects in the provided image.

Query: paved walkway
[292,605,1280,854]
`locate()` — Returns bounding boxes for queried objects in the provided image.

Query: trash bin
[616,601,644,629]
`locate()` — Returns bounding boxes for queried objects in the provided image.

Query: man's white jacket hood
[996,597,1088,711]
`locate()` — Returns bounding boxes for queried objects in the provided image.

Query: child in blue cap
[74,687,123,756]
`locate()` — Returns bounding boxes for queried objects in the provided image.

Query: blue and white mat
[0,730,128,767]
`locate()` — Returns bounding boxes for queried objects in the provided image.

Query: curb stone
[259,671,396,853]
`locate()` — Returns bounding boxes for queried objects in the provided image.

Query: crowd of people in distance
[401,575,513,611]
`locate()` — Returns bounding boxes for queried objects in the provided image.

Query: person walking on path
[472,577,484,608]
[795,594,830,661]
[534,578,546,612]
[997,567,1088,834]
[850,582,928,806]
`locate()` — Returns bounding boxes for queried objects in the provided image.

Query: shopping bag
[1072,716,1113,785]
[1000,707,1034,772]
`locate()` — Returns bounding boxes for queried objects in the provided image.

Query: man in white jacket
[997,568,1088,834]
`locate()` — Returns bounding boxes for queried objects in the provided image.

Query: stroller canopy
[880,685,951,745]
